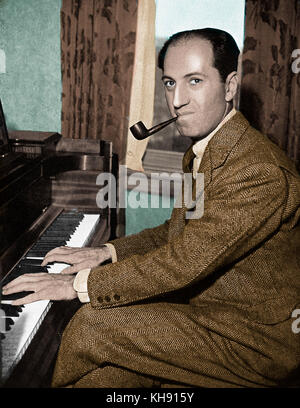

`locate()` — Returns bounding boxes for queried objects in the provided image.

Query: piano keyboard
[0,211,100,381]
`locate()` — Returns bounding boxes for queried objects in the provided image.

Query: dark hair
[158,28,240,83]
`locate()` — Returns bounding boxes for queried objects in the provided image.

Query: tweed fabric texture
[52,112,300,388]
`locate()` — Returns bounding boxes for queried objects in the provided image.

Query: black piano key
[49,225,77,228]
[46,222,73,226]
[1,303,22,317]
[39,235,71,240]
[4,317,14,331]
[21,265,48,272]
[19,260,41,267]
[30,240,67,248]
[27,246,64,254]
[19,259,43,266]
[29,249,65,254]
[26,251,50,257]
[31,242,66,247]
[61,213,83,219]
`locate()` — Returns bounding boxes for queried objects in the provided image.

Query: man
[2,28,300,388]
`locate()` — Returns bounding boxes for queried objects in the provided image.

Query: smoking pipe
[130,116,177,140]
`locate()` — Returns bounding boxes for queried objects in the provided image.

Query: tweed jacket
[88,111,300,327]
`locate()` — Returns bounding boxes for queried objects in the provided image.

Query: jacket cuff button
[113,294,120,301]
[97,296,103,303]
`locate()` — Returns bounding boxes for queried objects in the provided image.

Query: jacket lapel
[198,111,250,186]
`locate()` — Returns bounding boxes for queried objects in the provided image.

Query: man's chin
[177,127,206,140]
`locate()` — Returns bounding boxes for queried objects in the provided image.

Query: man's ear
[225,71,238,102]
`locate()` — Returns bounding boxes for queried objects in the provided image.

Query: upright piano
[0,99,118,387]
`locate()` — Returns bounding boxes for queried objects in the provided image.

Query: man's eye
[190,78,202,85]
[164,80,175,89]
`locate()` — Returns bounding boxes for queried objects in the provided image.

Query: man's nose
[172,84,189,109]
[173,84,189,109]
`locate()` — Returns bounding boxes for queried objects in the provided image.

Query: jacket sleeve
[107,219,170,260]
[88,163,288,309]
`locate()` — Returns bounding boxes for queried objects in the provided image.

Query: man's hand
[41,245,112,274]
[2,273,77,306]
[1,246,111,305]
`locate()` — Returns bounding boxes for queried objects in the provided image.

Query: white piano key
[47,262,70,274]
[66,214,100,247]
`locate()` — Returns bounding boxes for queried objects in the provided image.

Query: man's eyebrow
[161,72,207,81]
[184,71,207,78]
[161,74,173,81]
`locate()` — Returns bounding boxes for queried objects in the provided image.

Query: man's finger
[60,260,95,274]
[2,274,56,296]
[3,281,39,295]
[60,264,79,274]
[41,246,80,265]
[11,292,42,306]
[41,253,74,266]
[2,273,49,290]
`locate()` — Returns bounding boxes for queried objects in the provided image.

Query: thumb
[60,264,79,274]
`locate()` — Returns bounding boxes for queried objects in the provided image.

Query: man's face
[162,38,230,140]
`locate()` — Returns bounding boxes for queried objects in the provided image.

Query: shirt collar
[192,108,237,159]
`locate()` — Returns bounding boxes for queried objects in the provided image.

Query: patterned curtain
[240,0,300,170]
[60,0,138,163]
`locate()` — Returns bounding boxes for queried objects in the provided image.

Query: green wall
[125,191,174,236]
[0,0,62,132]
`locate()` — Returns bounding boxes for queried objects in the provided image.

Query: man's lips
[176,111,194,117]
[175,112,194,123]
